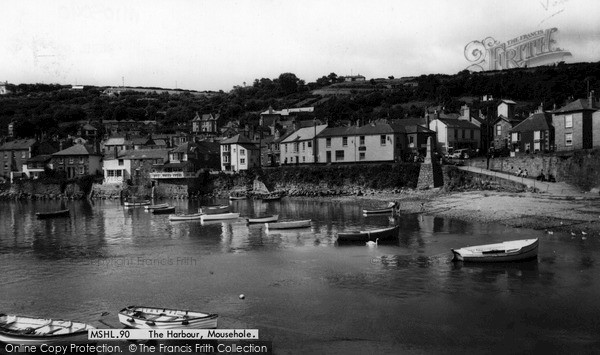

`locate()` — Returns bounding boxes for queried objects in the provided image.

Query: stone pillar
[417,137,443,189]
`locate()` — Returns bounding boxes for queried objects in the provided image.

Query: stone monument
[417,137,443,189]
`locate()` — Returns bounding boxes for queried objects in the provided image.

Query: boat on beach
[118,306,218,329]
[336,225,399,244]
[247,214,279,223]
[451,238,539,262]
[266,219,311,230]
[35,209,70,219]
[199,205,230,215]
[200,212,240,222]
[362,202,398,215]
[229,195,247,200]
[145,203,169,211]
[152,206,176,214]
[0,314,95,345]
[169,213,203,221]
[261,194,283,201]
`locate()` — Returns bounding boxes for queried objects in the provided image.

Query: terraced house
[315,123,405,164]
[0,139,37,181]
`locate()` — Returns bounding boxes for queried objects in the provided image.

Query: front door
[326,151,331,163]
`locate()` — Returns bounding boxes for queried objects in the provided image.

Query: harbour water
[1,198,599,354]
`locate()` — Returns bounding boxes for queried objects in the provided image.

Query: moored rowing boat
[0,314,94,345]
[118,306,217,329]
[451,238,539,262]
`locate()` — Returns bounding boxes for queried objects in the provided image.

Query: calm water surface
[1,198,599,354]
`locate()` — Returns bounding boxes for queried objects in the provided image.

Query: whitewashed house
[280,124,328,165]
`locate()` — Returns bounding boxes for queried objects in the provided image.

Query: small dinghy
[451,238,539,262]
[152,206,175,215]
[169,213,203,221]
[118,306,218,329]
[200,212,240,222]
[35,209,70,219]
[0,314,94,345]
[145,203,169,211]
[247,214,279,223]
[337,225,399,244]
[362,202,398,215]
[266,219,311,230]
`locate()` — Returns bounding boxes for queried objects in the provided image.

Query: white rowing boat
[247,214,279,223]
[169,213,203,221]
[451,238,539,262]
[118,306,217,329]
[200,212,240,222]
[0,314,94,345]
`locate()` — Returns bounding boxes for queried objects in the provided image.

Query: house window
[511,132,519,142]
[342,137,348,146]
[359,152,366,160]
[107,170,115,177]
[240,149,245,156]
[240,158,246,165]
[285,144,288,153]
[302,142,305,151]
[3,153,7,159]
[454,129,458,139]
[326,138,331,148]
[69,158,74,164]
[21,152,26,159]
[118,159,124,166]
[565,133,573,146]
[534,131,541,140]
[565,115,573,128]
[409,136,414,144]
[359,136,365,146]
[308,141,312,148]
[335,150,344,161]
[470,130,474,139]
[223,145,229,152]
[58,158,64,165]
[79,166,85,174]
[496,125,502,136]
[302,156,305,162]
[462,130,465,139]
[79,157,84,164]
[380,135,386,145]
[525,143,531,152]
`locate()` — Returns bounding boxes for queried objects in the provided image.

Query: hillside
[1,61,599,139]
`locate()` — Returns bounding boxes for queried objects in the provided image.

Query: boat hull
[118,306,217,329]
[145,203,169,210]
[337,225,399,244]
[266,220,311,229]
[452,238,539,262]
[200,213,240,222]
[169,213,203,221]
[362,208,395,215]
[0,315,94,345]
[152,207,175,214]
[124,200,151,207]
[247,215,279,223]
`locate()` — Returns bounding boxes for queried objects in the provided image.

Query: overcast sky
[1,0,599,91]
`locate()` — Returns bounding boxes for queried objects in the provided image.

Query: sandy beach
[324,189,600,235]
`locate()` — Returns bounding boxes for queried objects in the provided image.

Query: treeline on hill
[1,61,599,140]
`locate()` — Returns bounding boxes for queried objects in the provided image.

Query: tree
[278,73,300,95]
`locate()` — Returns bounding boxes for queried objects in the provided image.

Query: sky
[1,0,599,91]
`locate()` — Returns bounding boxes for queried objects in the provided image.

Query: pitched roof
[435,118,480,129]
[81,123,97,130]
[220,134,256,145]
[260,107,314,116]
[120,149,169,160]
[499,99,517,105]
[281,124,328,143]
[555,98,600,113]
[0,139,37,150]
[52,144,98,156]
[511,112,552,132]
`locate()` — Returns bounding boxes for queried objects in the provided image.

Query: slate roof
[52,144,100,156]
[0,139,37,151]
[511,112,552,132]
[220,134,256,145]
[435,118,480,129]
[554,98,600,113]
[120,149,169,160]
[281,124,328,143]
